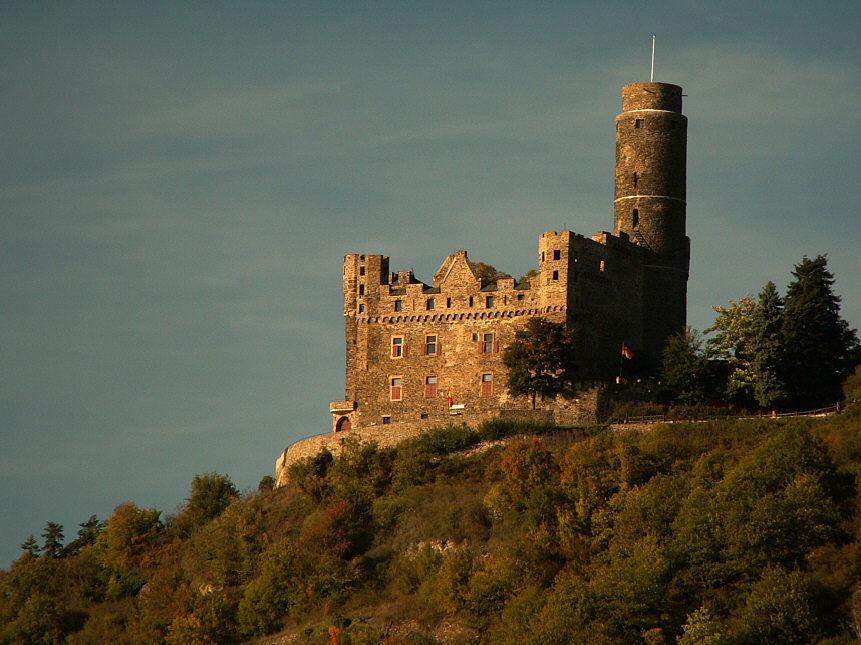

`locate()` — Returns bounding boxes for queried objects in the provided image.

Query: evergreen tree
[20,536,40,557]
[750,281,786,409]
[502,317,577,409]
[40,522,64,559]
[782,255,858,409]
[64,515,101,557]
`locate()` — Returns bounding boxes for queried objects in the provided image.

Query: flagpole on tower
[650,35,655,82]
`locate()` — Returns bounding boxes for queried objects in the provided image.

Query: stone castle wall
[275,82,690,483]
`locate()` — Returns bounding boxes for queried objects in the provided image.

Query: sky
[2,1,860,566]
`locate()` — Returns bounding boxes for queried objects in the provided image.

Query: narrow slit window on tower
[359,266,365,276]
[633,172,637,188]
[552,270,559,281]
[635,118,644,128]
[359,284,365,295]
[632,209,639,228]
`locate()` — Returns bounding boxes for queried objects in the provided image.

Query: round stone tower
[614,82,690,361]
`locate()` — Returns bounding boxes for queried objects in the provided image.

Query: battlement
[325,81,689,439]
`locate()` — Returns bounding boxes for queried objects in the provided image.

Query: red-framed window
[425,375,437,398]
[390,376,403,401]
[481,373,493,397]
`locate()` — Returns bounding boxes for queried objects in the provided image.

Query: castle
[323,82,689,436]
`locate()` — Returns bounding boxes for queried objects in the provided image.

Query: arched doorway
[335,416,351,432]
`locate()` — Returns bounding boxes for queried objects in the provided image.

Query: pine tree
[20,535,40,556]
[782,255,858,409]
[40,521,64,559]
[750,281,786,409]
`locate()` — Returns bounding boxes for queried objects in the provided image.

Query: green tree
[40,522,64,559]
[706,296,757,402]
[502,317,578,409]
[782,255,858,409]
[64,515,101,557]
[749,281,786,409]
[677,606,728,644]
[661,327,709,404]
[19,536,40,557]
[181,472,239,531]
[471,261,511,285]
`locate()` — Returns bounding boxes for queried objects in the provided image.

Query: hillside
[2,409,861,644]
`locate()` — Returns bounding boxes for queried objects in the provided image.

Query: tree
[705,296,757,403]
[471,261,511,285]
[502,317,577,409]
[64,515,101,557]
[40,522,64,559]
[749,281,786,409]
[661,327,709,404]
[781,255,858,409]
[20,536,40,557]
[181,472,239,530]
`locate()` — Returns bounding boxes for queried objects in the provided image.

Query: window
[391,336,403,358]
[481,373,493,397]
[632,209,639,228]
[426,298,435,310]
[600,260,605,272]
[424,335,437,356]
[394,299,403,312]
[425,375,437,398]
[382,415,391,424]
[359,284,365,295]
[483,333,495,354]
[359,266,365,276]
[553,249,560,260]
[517,294,524,301]
[390,377,402,401]
[633,172,637,188]
[486,295,494,308]
[541,251,545,262]
[358,303,365,313]
[635,118,644,128]
[552,270,559,280]
[469,296,474,307]
[446,297,452,308]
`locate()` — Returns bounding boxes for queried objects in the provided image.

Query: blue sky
[2,1,860,566]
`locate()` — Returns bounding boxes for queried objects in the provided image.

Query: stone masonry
[276,81,689,479]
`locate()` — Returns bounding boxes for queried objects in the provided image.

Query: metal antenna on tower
[650,35,655,82]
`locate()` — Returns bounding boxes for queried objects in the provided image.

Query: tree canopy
[502,317,577,408]
[781,255,858,409]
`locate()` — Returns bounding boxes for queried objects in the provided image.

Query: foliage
[780,255,857,409]
[471,261,511,285]
[502,317,578,408]
[661,326,710,404]
[749,281,786,408]
[178,471,239,532]
[3,414,861,643]
[706,296,757,402]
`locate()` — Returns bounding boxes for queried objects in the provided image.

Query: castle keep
[329,82,689,434]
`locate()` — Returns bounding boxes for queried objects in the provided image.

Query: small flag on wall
[622,345,634,360]
[448,391,454,408]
